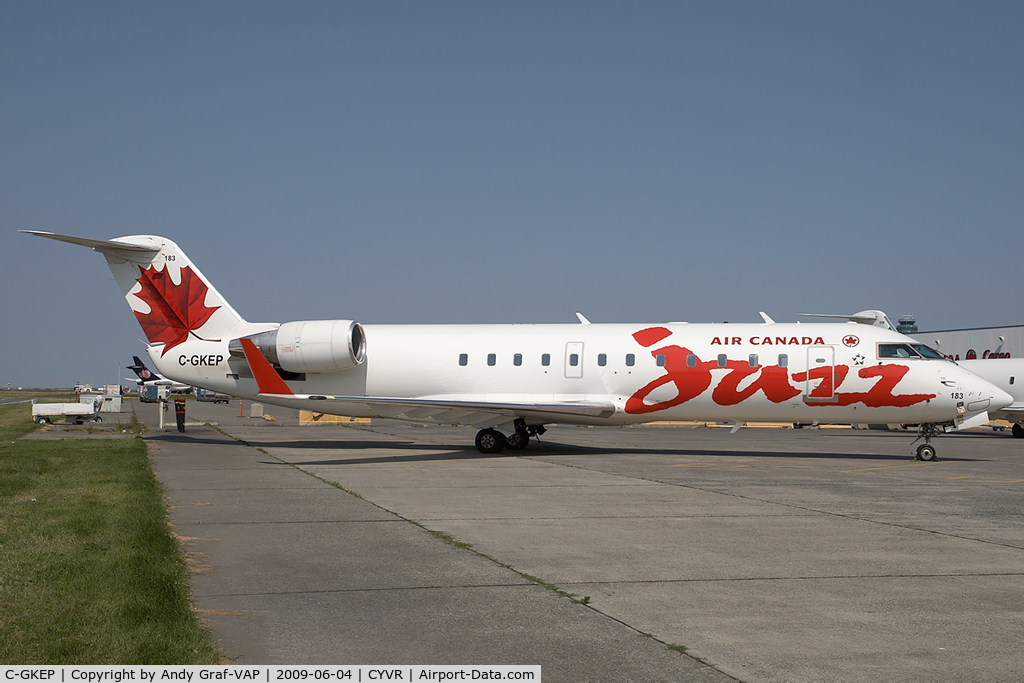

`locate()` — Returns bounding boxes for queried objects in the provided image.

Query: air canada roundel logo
[843,334,860,348]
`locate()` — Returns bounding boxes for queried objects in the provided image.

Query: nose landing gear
[913,423,942,461]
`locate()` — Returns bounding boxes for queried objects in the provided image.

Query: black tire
[94,417,102,423]
[1013,423,1024,439]
[475,429,505,454]
[506,431,529,450]
[916,444,937,462]
[36,416,49,425]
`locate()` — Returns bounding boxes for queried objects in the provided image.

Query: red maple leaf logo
[843,335,860,347]
[132,265,220,356]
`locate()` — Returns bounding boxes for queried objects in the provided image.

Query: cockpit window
[910,344,945,359]
[878,343,945,360]
[878,344,920,359]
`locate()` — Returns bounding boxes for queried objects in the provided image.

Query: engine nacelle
[230,320,366,374]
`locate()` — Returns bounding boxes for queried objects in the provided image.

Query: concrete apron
[141,400,1024,680]
[140,400,726,679]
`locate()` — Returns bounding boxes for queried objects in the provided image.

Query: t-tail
[127,355,162,382]
[21,231,257,357]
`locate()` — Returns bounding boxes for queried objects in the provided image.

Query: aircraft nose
[962,369,1014,412]
[990,384,1014,412]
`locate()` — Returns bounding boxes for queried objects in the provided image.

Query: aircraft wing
[237,335,614,428]
[992,404,1024,416]
[256,393,617,428]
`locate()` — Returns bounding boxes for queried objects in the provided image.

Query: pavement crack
[198,582,539,598]
[561,571,1024,586]
[522,454,1024,551]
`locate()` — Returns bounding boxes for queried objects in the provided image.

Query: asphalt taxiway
[127,400,1023,680]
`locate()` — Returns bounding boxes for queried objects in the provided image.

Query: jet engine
[229,320,366,374]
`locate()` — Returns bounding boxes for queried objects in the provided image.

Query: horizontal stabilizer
[800,310,893,329]
[21,231,160,260]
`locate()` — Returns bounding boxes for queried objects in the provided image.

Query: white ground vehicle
[31,398,102,424]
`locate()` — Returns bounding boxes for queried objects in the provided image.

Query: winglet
[759,312,775,324]
[239,337,294,395]
[576,312,591,325]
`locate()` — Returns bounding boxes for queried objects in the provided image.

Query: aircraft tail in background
[127,355,161,382]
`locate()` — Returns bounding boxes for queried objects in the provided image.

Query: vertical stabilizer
[127,355,162,382]
[22,231,248,356]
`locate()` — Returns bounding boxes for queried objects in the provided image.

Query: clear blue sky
[2,2,1022,388]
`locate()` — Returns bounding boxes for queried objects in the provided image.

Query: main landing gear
[1013,423,1024,439]
[912,423,942,462]
[474,419,545,454]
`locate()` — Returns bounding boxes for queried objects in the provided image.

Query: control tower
[896,314,918,335]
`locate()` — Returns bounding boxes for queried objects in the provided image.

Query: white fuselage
[957,358,1024,424]
[23,231,1016,436]
[151,321,1003,427]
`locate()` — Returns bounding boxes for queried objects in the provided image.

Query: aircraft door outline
[804,345,837,402]
[565,342,584,379]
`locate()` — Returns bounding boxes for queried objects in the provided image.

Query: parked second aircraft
[126,355,193,394]
[25,231,1013,460]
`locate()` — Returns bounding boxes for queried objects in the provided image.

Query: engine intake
[229,320,366,374]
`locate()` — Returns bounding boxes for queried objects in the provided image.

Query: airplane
[23,231,1014,461]
[957,358,1024,438]
[126,355,194,394]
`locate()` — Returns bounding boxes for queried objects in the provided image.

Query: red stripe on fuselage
[239,337,294,396]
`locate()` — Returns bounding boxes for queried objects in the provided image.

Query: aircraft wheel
[506,431,529,450]
[94,417,102,423]
[1013,423,1024,439]
[916,444,937,462]
[475,429,505,454]
[36,416,49,425]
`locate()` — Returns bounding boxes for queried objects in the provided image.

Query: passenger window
[459,353,468,366]
[686,354,696,367]
[569,353,579,367]
[1011,376,1016,385]
[542,353,551,366]
[779,354,788,368]
[656,354,666,367]
[598,353,607,366]
[514,353,522,366]
[749,354,758,367]
[487,353,496,366]
[718,354,727,368]
[625,353,635,367]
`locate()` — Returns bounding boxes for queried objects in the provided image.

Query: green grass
[1,389,77,401]
[0,403,219,664]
